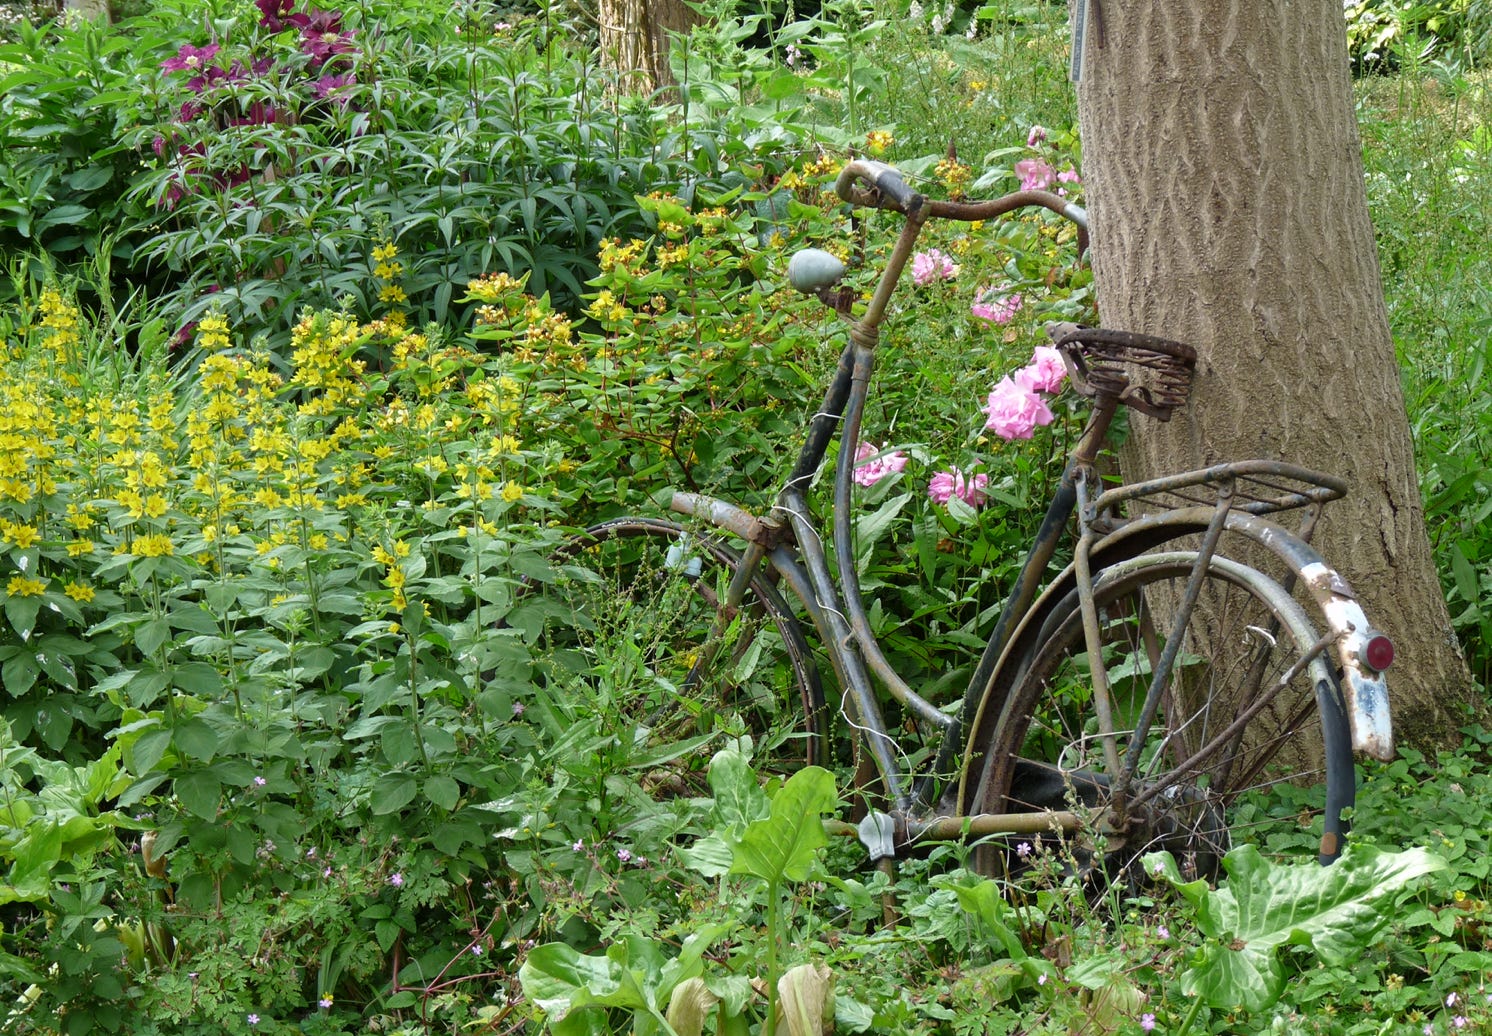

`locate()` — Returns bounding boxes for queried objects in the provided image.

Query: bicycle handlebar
[834,158,1088,233]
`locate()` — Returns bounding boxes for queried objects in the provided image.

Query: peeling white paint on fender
[1301,562,1395,760]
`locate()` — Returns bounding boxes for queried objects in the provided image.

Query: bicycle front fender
[1091,509,1395,761]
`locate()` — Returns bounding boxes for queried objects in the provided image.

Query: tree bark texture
[597,0,700,96]
[1072,0,1476,745]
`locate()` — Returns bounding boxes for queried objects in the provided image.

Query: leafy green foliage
[1147,844,1445,1015]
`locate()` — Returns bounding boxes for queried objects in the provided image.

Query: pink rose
[982,376,1055,440]
[911,249,958,287]
[1014,158,1055,191]
[852,442,908,487]
[1014,345,1067,393]
[971,290,1023,325]
[928,467,989,509]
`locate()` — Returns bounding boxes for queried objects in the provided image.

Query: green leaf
[1145,844,1445,1013]
[947,877,1028,960]
[424,774,460,811]
[728,765,835,886]
[708,744,770,839]
[370,773,418,815]
[172,718,219,763]
[174,770,221,819]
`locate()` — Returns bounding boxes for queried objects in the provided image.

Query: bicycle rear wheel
[506,518,827,781]
[975,551,1352,881]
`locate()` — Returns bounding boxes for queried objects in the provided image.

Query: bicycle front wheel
[975,551,1352,880]
[506,518,827,781]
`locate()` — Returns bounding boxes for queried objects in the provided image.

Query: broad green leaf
[1146,844,1445,1013]
[948,878,1028,960]
[370,773,418,815]
[174,770,221,819]
[172,718,219,762]
[708,744,770,839]
[729,766,835,886]
[423,774,460,811]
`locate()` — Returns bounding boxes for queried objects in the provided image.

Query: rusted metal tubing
[907,810,1082,840]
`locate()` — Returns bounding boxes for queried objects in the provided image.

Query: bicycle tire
[972,551,1353,881]
[505,518,828,780]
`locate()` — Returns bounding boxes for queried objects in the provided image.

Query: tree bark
[597,0,701,96]
[1072,0,1477,746]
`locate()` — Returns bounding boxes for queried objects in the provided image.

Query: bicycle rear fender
[1089,509,1395,761]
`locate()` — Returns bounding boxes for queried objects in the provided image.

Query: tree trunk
[597,0,701,96]
[1072,0,1477,747]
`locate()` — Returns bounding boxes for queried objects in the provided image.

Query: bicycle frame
[668,159,1395,851]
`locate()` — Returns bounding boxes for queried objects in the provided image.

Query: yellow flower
[0,521,39,548]
[501,481,524,502]
[372,241,399,262]
[6,574,47,597]
[134,533,174,558]
[196,312,232,352]
[379,285,408,305]
[144,494,169,519]
[67,539,94,557]
[64,582,95,602]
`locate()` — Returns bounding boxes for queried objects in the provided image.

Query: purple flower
[971,289,1023,325]
[1026,125,1047,147]
[256,0,306,31]
[982,376,1055,441]
[253,775,267,786]
[318,997,333,1009]
[927,467,988,509]
[1141,1014,1156,1032]
[572,839,584,852]
[511,701,526,717]
[616,848,632,862]
[161,43,220,74]
[313,73,355,102]
[1013,345,1067,393]
[1015,842,1031,858]
[911,248,958,286]
[1156,925,1170,940]
[1014,158,1055,191]
[852,441,908,487]
[388,872,404,887]
[247,1015,260,1027]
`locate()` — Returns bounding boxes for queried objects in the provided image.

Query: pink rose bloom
[1014,345,1067,393]
[911,249,958,287]
[971,290,1023,325]
[982,376,1055,440]
[852,442,908,487]
[928,467,989,509]
[1014,158,1055,191]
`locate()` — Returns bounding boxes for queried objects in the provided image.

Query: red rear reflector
[1361,634,1394,672]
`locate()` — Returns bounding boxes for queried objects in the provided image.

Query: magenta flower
[971,290,1023,325]
[982,376,1055,440]
[161,43,220,74]
[928,467,988,509]
[1026,125,1047,147]
[1014,157,1055,191]
[852,441,908,487]
[314,73,356,102]
[911,248,958,287]
[1014,345,1067,393]
[1058,167,1081,185]
[1140,1014,1156,1032]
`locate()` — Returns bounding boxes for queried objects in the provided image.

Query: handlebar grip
[865,161,918,210]
[835,159,923,213]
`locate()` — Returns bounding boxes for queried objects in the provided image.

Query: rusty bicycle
[512,158,1397,879]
